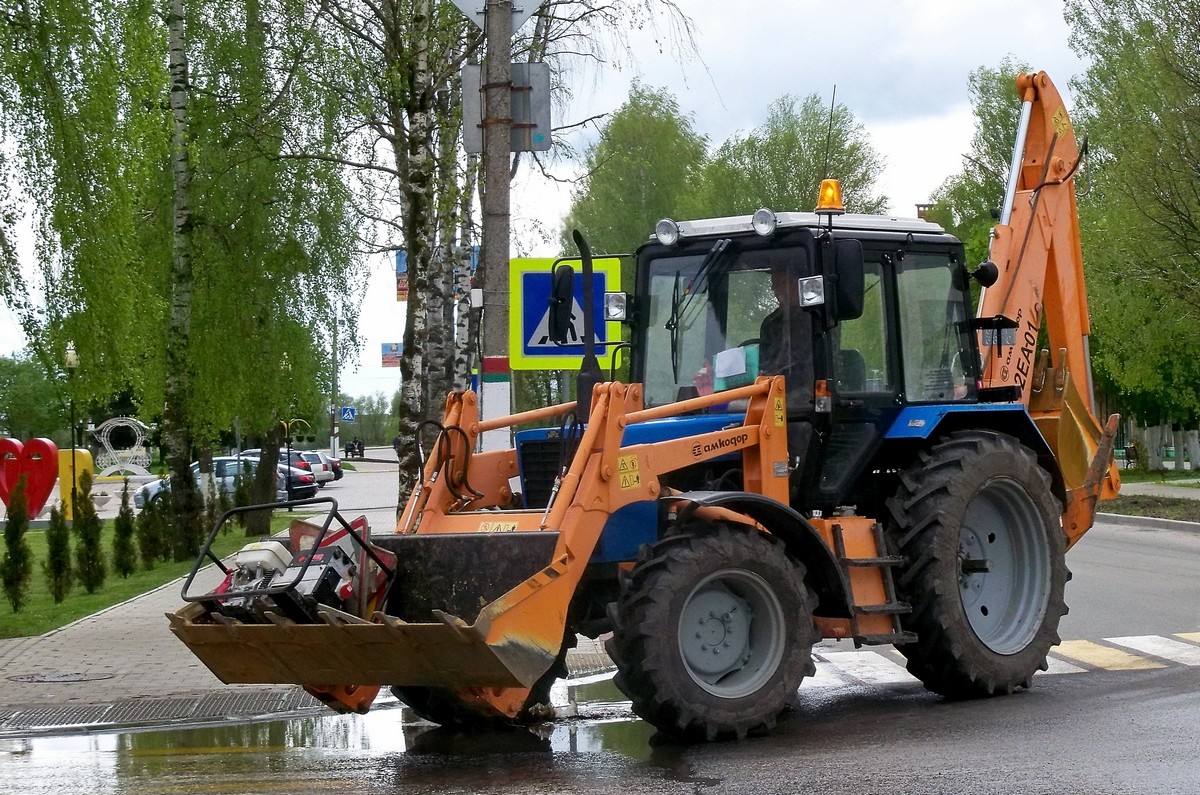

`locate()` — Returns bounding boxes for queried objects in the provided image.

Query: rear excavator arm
[977,71,1119,546]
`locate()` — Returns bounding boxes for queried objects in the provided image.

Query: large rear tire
[887,430,1067,697]
[606,525,817,741]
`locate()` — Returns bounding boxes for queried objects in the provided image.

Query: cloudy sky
[0,0,1088,400]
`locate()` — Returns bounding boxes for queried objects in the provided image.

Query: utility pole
[479,0,513,449]
[330,317,339,460]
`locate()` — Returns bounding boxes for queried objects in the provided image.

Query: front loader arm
[977,71,1119,544]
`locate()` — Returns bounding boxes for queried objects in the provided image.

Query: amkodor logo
[692,433,750,458]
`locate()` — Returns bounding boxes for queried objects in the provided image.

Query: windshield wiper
[665,271,683,380]
[665,238,735,381]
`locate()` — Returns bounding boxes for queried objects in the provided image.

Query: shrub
[73,470,107,593]
[2,476,32,612]
[43,504,73,602]
[112,479,137,578]
[135,494,160,570]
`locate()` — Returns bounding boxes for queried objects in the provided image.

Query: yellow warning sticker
[618,454,642,489]
[479,520,518,533]
[1052,106,1070,139]
[773,397,785,427]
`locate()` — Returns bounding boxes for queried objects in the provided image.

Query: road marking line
[1054,639,1165,670]
[820,650,914,684]
[804,663,845,688]
[1041,655,1088,675]
[1175,632,1200,644]
[1108,635,1200,666]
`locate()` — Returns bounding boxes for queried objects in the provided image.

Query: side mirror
[833,238,865,321]
[548,264,575,344]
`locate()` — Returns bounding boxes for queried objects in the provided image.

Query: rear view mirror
[833,238,865,321]
[548,264,575,344]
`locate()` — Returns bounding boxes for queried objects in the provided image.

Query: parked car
[300,451,335,486]
[134,456,282,509]
[241,448,313,473]
[280,465,319,501]
[329,455,343,480]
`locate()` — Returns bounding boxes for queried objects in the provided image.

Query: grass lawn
[1118,467,1199,484]
[0,513,298,640]
[1100,495,1200,524]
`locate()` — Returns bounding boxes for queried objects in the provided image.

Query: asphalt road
[2,513,1198,794]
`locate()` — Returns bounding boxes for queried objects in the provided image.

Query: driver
[758,264,815,409]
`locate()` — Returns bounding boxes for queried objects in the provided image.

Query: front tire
[887,430,1067,697]
[606,525,817,740]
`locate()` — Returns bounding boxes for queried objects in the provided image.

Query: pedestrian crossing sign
[508,256,623,370]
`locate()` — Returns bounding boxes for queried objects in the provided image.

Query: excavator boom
[978,71,1119,544]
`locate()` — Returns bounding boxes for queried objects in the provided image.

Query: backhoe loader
[169,71,1119,741]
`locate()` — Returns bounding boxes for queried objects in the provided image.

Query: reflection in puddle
[0,670,667,794]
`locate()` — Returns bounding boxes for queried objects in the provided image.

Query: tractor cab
[629,209,980,513]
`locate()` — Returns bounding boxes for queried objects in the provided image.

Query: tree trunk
[164,0,202,561]
[453,156,479,391]
[246,427,282,538]
[1145,424,1166,470]
[394,0,435,507]
[1186,429,1200,472]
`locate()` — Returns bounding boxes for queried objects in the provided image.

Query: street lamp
[64,341,79,517]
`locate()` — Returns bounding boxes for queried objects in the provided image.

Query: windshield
[895,251,974,401]
[641,242,814,407]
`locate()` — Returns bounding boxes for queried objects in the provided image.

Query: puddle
[0,672,677,794]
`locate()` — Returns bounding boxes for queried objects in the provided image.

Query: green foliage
[561,83,709,256]
[926,58,1027,270]
[2,476,33,611]
[135,493,169,570]
[1066,0,1200,423]
[686,94,887,219]
[43,505,73,602]
[72,471,107,593]
[0,355,66,441]
[3,512,295,639]
[112,480,137,578]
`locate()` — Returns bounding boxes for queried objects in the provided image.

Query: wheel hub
[681,585,753,680]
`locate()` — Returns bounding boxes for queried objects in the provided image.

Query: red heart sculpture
[0,438,60,516]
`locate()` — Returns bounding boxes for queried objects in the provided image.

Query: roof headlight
[752,208,777,237]
[655,218,680,246]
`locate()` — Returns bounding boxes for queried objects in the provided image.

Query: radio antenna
[822,85,837,176]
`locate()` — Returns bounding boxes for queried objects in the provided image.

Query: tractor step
[842,555,904,567]
[856,602,911,616]
[856,631,918,646]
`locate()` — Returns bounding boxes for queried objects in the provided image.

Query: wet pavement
[0,460,1195,740]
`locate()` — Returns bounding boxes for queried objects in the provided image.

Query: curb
[1095,512,1200,533]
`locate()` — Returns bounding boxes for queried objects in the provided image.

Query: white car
[300,451,335,486]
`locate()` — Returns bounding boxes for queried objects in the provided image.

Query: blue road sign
[509,257,621,370]
[340,406,357,423]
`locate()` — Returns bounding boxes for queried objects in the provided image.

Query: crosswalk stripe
[1041,655,1088,675]
[819,650,914,684]
[1053,639,1166,670]
[1107,635,1200,666]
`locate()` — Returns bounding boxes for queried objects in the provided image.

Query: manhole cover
[8,672,115,683]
